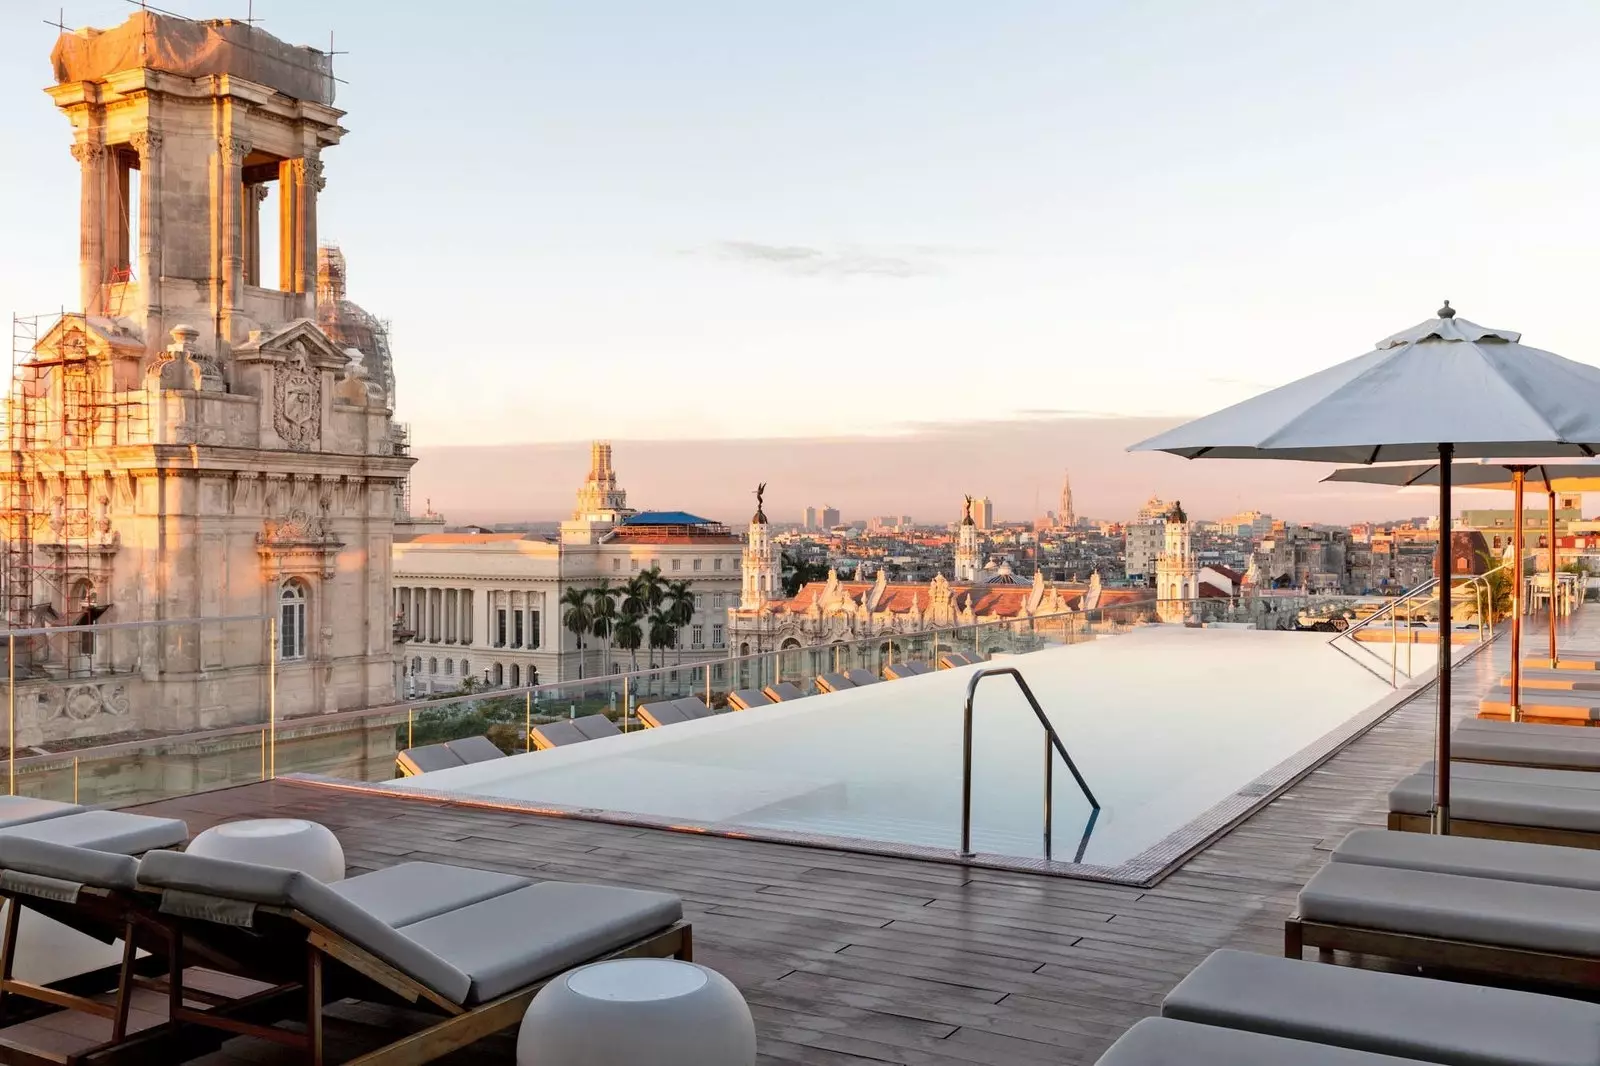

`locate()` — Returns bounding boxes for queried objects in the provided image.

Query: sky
[4,2,1600,522]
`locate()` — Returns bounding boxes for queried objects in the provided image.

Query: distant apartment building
[820,505,841,529]
[803,505,818,531]
[1247,524,1352,594]
[1124,521,1165,582]
[975,497,995,530]
[1221,510,1274,540]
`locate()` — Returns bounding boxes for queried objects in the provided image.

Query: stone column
[278,158,300,294]
[445,588,457,643]
[244,184,266,287]
[71,139,107,315]
[460,589,472,645]
[130,132,163,336]
[291,151,322,317]
[218,135,249,347]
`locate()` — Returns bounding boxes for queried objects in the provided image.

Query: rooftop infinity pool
[383,626,1432,884]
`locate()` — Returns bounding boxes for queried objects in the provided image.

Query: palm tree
[590,579,618,674]
[617,574,649,623]
[560,586,594,679]
[614,615,643,675]
[641,566,667,615]
[665,579,694,665]
[647,606,677,689]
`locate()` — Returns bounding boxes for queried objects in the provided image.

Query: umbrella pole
[1436,444,1453,836]
[1510,468,1525,721]
[1550,489,1559,667]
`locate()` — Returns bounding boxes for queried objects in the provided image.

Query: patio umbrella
[1129,303,1600,833]
[1325,461,1600,713]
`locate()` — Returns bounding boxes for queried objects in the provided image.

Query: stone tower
[740,485,778,611]
[954,496,981,582]
[1059,470,1075,528]
[1155,500,1198,622]
[2,12,415,746]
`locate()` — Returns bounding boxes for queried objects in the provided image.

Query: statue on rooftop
[753,482,767,523]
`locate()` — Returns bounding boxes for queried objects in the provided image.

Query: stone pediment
[233,319,351,371]
[33,315,143,363]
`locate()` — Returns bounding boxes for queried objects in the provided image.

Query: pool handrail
[959,666,1099,863]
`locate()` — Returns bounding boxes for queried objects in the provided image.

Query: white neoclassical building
[392,443,744,693]
[1154,501,1198,622]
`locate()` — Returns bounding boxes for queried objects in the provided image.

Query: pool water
[391,627,1424,881]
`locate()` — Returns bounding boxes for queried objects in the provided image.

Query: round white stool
[517,958,754,1066]
[187,818,345,882]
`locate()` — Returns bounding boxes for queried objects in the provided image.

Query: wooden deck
[30,612,1590,1064]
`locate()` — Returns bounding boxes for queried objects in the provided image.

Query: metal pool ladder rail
[960,666,1100,862]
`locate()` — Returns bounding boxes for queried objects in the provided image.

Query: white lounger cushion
[1299,861,1600,955]
[1390,773,1600,830]
[397,880,683,1003]
[329,861,530,927]
[1333,828,1600,892]
[1095,1017,1418,1065]
[1163,948,1600,1066]
[0,836,140,892]
[0,810,187,854]
[1416,760,1600,790]
[1454,723,1600,770]
[0,796,81,830]
[138,851,683,1006]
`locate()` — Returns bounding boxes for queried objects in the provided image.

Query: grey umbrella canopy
[1131,304,1600,833]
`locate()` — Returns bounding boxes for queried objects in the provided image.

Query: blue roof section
[623,510,719,526]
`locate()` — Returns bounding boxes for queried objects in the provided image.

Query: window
[693,559,702,572]
[279,581,308,661]
[495,609,507,647]
[714,663,725,682]
[512,611,524,648]
[630,559,639,571]
[671,558,681,571]
[529,610,541,649]
[412,656,421,673]
[428,657,438,674]
[692,624,704,648]
[712,624,724,648]
[492,663,504,685]
[444,658,454,675]
[693,593,703,611]
[612,558,621,571]
[714,558,723,571]
[712,593,724,609]
[461,658,470,678]
[510,664,521,686]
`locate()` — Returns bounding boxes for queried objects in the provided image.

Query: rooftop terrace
[58,610,1541,1064]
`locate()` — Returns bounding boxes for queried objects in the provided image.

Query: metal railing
[959,666,1099,863]
[1328,568,1503,686]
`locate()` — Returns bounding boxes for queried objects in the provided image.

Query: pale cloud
[708,241,945,279]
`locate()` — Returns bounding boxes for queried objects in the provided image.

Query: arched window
[493,662,504,685]
[461,658,470,678]
[412,656,422,672]
[428,657,438,674]
[444,658,454,675]
[279,580,309,660]
[70,579,98,657]
[510,664,521,686]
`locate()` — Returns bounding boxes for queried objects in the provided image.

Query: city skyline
[410,415,1528,529]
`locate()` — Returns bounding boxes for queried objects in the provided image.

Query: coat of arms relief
[273,345,322,451]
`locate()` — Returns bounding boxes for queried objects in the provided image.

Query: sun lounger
[844,668,879,686]
[1163,948,1600,1066]
[0,796,83,830]
[1479,685,1600,724]
[134,850,690,1065]
[1287,859,1600,988]
[397,736,507,776]
[726,688,771,710]
[883,662,932,680]
[1501,669,1600,691]
[0,813,188,1059]
[1389,765,1600,846]
[1525,653,1600,672]
[637,697,715,728]
[816,672,854,693]
[1094,1017,1413,1065]
[762,682,805,702]
[529,713,621,749]
[936,652,976,669]
[1455,718,1600,770]
[1332,827,1600,891]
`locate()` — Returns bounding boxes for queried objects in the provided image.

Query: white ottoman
[517,958,754,1065]
[187,818,345,881]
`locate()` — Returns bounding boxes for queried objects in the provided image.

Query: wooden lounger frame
[154,907,692,1066]
[1285,914,1600,987]
[1388,811,1600,850]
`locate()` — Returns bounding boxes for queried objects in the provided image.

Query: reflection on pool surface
[390,626,1431,883]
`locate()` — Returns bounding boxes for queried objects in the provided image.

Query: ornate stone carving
[129,131,162,162]
[302,154,325,192]
[272,348,322,451]
[252,184,270,203]
[220,135,251,165]
[64,685,101,721]
[69,141,104,166]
